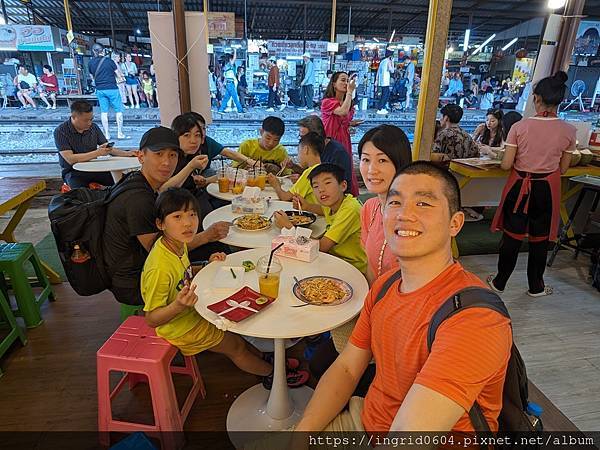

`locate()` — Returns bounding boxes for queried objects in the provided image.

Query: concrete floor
[2,207,600,430]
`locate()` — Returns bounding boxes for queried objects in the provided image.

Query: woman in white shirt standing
[121,53,140,108]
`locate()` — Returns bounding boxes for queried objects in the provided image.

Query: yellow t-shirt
[289,164,319,205]
[323,194,367,274]
[141,237,201,340]
[234,138,288,167]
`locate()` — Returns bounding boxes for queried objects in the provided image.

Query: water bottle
[526,401,543,431]
[71,243,91,264]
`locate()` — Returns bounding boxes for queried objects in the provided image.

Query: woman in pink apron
[489,71,575,297]
[321,72,360,196]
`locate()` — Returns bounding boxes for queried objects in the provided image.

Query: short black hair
[298,115,326,139]
[299,132,324,156]
[502,111,523,140]
[358,124,412,173]
[533,71,568,106]
[155,188,200,224]
[71,100,93,114]
[308,162,346,186]
[171,112,205,137]
[440,103,463,124]
[43,64,53,72]
[262,116,285,137]
[392,161,461,216]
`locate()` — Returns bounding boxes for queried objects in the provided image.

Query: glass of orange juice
[246,171,258,187]
[256,169,267,190]
[230,169,247,195]
[257,255,282,299]
[217,168,230,193]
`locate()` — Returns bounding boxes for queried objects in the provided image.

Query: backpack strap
[373,269,403,305]
[427,287,511,438]
[106,172,149,203]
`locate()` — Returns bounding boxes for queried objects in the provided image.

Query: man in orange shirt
[293,161,512,445]
[266,56,284,112]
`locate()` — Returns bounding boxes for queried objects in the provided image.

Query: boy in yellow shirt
[274,163,366,274]
[267,132,324,215]
[234,116,290,174]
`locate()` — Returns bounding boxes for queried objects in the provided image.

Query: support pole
[63,0,81,94]
[330,0,336,43]
[173,0,191,113]
[203,0,209,45]
[412,0,453,161]
[552,0,585,74]
[244,0,247,40]
[107,0,115,48]
[347,5,351,36]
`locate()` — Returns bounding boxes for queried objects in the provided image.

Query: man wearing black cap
[103,126,230,305]
[431,104,480,161]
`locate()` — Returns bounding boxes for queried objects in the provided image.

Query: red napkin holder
[207,286,274,322]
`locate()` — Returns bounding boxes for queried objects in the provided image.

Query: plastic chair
[0,243,55,328]
[119,304,144,322]
[97,316,205,448]
[0,289,27,378]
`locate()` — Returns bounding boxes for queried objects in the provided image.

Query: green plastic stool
[119,304,144,322]
[0,243,55,328]
[0,290,28,378]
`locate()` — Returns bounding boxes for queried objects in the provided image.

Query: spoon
[218,300,258,316]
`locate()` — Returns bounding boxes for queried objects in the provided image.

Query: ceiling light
[502,37,519,51]
[462,29,470,50]
[373,37,379,42]
[547,0,567,9]
[389,29,396,44]
[136,28,141,35]
[472,33,496,55]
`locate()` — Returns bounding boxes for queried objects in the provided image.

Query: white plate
[212,266,245,290]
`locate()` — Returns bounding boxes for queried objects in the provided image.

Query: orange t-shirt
[349,262,512,434]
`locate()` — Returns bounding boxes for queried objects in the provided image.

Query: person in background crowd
[237,66,248,109]
[266,57,284,112]
[502,76,512,92]
[103,127,231,306]
[473,108,505,157]
[321,71,360,196]
[480,85,495,110]
[89,43,126,140]
[463,90,478,109]
[403,55,415,110]
[431,103,479,161]
[297,115,355,196]
[471,79,479,97]
[376,50,395,115]
[445,72,464,102]
[299,52,315,112]
[287,162,511,445]
[441,71,450,94]
[141,71,154,108]
[54,100,134,188]
[481,76,492,92]
[39,65,58,110]
[208,66,217,108]
[218,49,244,114]
[489,72,575,298]
[122,53,140,109]
[112,52,129,109]
[502,111,523,140]
[14,65,37,109]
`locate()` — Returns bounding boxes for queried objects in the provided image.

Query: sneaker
[263,368,309,390]
[279,104,286,110]
[134,104,140,109]
[266,107,275,112]
[124,105,129,109]
[52,105,56,110]
[46,105,51,110]
[486,274,504,294]
[376,109,388,115]
[527,286,553,297]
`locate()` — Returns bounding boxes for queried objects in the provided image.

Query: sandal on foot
[486,274,504,293]
[527,286,553,297]
[263,353,300,370]
[262,368,309,390]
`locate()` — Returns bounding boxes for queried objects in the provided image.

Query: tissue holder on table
[271,235,319,262]
[231,196,266,214]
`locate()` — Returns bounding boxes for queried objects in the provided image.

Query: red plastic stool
[97,316,205,447]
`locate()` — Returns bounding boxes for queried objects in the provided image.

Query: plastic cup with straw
[257,243,284,299]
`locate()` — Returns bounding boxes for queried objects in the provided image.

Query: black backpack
[48,173,148,296]
[374,271,542,440]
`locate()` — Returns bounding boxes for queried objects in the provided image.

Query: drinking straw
[266,242,284,274]
[220,157,224,170]
[233,167,239,186]
[230,268,237,279]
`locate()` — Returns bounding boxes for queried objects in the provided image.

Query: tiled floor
[2,208,600,430]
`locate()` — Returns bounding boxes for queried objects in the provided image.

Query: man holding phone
[54,100,136,188]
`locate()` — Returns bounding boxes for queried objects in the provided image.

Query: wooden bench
[56,94,98,107]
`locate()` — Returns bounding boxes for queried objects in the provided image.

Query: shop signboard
[0,25,55,51]
[574,21,600,56]
[208,12,236,38]
[267,40,329,58]
[58,29,91,53]
[512,58,534,84]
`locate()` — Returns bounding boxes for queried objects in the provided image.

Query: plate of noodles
[284,211,317,227]
[293,276,353,306]
[232,214,272,232]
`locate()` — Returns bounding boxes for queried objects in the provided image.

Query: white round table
[192,248,369,442]
[203,200,327,249]
[73,156,141,182]
[205,178,293,202]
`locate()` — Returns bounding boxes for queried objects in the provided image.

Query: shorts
[166,319,225,356]
[96,89,124,114]
[125,76,138,86]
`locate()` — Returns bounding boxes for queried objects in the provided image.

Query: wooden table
[0,178,61,284]
[449,161,600,257]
